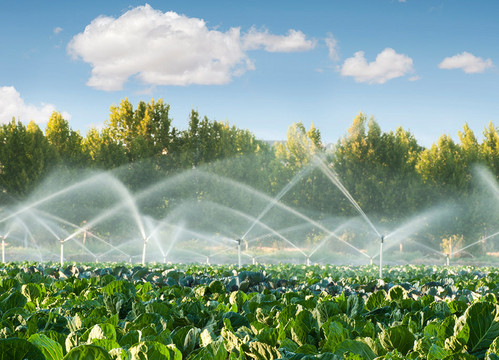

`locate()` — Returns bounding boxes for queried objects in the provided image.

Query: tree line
[0,99,498,253]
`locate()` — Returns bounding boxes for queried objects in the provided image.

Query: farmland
[1,263,499,359]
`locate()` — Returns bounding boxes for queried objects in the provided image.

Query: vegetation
[1,263,499,359]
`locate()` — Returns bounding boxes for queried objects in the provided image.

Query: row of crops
[1,262,499,359]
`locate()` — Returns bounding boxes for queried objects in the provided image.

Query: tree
[275,122,323,170]
[480,121,499,174]
[45,111,89,167]
[105,98,174,162]
[416,134,467,190]
[0,119,54,199]
[333,113,425,219]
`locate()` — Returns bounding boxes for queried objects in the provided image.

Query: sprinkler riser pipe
[141,238,147,266]
[379,236,384,279]
[238,243,241,268]
[60,241,64,268]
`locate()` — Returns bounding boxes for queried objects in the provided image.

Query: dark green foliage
[0,263,497,358]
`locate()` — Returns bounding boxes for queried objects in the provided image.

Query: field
[1,263,499,359]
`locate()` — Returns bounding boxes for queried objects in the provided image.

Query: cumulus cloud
[0,86,70,124]
[438,52,493,73]
[340,48,414,84]
[242,27,316,52]
[325,33,339,61]
[53,27,63,35]
[68,5,315,91]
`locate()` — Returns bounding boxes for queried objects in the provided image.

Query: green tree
[416,134,467,190]
[106,98,174,162]
[480,121,499,174]
[45,111,89,167]
[0,119,54,199]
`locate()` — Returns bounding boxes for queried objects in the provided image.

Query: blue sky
[1,0,498,146]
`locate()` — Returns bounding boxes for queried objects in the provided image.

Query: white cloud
[325,33,339,61]
[340,48,414,84]
[53,27,63,35]
[408,75,421,81]
[242,27,316,52]
[68,5,315,91]
[0,86,70,124]
[438,52,493,73]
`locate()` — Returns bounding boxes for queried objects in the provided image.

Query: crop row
[0,263,499,359]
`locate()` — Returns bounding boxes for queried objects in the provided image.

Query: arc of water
[129,169,372,260]
[219,177,371,259]
[1,173,147,257]
[244,222,315,245]
[407,240,446,257]
[0,173,111,224]
[313,156,382,238]
[372,207,449,259]
[5,217,43,261]
[241,163,315,240]
[200,200,309,258]
[452,230,499,257]
[35,210,132,259]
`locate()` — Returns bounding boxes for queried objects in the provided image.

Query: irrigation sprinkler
[446,254,450,266]
[252,256,256,265]
[379,235,385,279]
[237,238,242,268]
[1,236,5,263]
[60,238,64,268]
[141,237,148,266]
[206,256,210,265]
[369,256,374,266]
[306,256,311,266]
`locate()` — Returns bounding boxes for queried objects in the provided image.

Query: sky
[1,0,499,146]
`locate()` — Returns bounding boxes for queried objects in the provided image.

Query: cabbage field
[1,263,499,359]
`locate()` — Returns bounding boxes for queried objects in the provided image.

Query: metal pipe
[237,238,242,268]
[141,238,147,266]
[60,239,64,268]
[379,235,384,279]
[1,236,5,263]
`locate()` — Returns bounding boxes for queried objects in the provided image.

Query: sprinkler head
[237,238,241,246]
[380,235,385,243]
